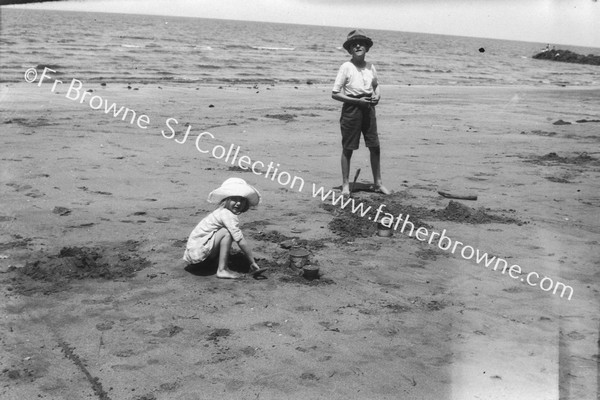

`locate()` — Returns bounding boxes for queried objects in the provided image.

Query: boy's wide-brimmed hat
[208,177,261,207]
[343,29,373,51]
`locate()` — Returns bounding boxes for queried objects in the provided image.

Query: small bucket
[376,223,393,237]
[289,248,310,268]
[302,265,320,280]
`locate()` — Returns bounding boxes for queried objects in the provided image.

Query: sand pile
[250,230,327,252]
[434,200,521,224]
[322,193,521,240]
[530,152,599,166]
[7,241,151,295]
[321,194,432,240]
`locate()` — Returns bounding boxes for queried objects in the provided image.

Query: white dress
[183,206,244,264]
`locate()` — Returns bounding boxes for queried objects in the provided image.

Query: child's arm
[220,210,260,270]
[237,237,260,270]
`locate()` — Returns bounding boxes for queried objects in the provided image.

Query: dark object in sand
[532,49,600,66]
[228,165,253,173]
[376,222,393,237]
[249,266,270,276]
[302,265,320,280]
[351,168,361,193]
[52,206,72,216]
[553,119,571,125]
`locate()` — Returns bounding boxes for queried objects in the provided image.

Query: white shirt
[187,207,244,249]
[332,61,378,97]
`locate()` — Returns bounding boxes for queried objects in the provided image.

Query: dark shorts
[339,99,379,150]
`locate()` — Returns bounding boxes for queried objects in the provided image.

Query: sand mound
[435,200,520,224]
[250,230,327,251]
[7,241,151,295]
[322,193,522,240]
[529,152,599,166]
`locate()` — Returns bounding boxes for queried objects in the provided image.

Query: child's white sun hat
[208,177,261,207]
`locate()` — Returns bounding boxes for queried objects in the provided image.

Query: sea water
[1,8,599,86]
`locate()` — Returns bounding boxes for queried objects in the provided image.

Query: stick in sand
[437,190,478,201]
[351,168,361,194]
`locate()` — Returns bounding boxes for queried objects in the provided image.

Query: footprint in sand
[66,222,95,228]
[155,324,184,338]
[6,182,44,198]
[52,206,71,216]
[95,321,115,331]
[566,331,585,340]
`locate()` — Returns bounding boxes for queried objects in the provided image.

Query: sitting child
[183,177,264,279]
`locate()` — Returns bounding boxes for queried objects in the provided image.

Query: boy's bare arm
[371,85,380,105]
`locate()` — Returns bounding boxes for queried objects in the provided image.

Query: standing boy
[332,29,390,196]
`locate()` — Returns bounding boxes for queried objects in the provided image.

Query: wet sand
[1,81,599,399]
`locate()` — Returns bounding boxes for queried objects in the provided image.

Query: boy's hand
[370,94,380,106]
[357,97,373,108]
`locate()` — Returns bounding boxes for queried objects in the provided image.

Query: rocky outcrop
[533,49,600,66]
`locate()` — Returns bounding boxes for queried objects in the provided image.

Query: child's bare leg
[369,146,390,194]
[212,228,242,279]
[341,148,353,195]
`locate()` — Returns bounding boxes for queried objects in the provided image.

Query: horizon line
[5,5,600,50]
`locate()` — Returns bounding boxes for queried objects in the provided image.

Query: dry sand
[1,81,599,399]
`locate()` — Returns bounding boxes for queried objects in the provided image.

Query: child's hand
[248,261,269,276]
[250,262,261,272]
[370,95,380,106]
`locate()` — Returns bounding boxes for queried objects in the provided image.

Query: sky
[8,0,600,48]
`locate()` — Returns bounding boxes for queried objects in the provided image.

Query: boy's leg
[369,146,390,194]
[362,106,390,195]
[212,228,242,279]
[340,103,361,196]
[341,148,353,195]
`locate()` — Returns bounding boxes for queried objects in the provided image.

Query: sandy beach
[1,80,599,399]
